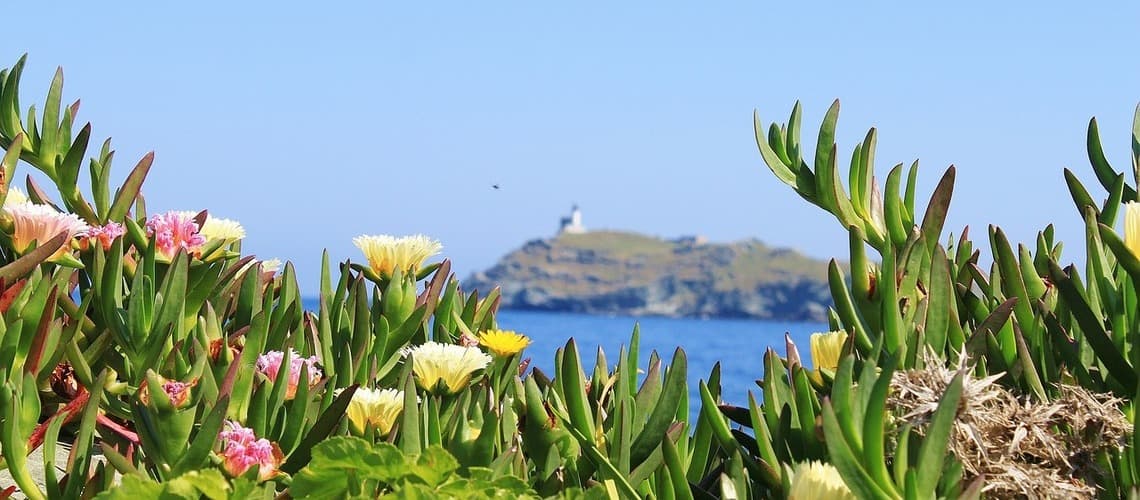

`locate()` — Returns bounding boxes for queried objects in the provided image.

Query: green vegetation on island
[467,230,837,321]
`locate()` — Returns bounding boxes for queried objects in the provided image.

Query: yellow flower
[1125,201,1140,258]
[788,461,855,500]
[478,329,532,357]
[4,201,89,263]
[353,234,442,276]
[346,387,404,436]
[809,330,848,373]
[405,341,491,395]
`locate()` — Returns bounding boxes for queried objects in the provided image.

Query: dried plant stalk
[888,355,1129,499]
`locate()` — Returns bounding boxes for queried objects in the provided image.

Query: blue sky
[3,3,1138,289]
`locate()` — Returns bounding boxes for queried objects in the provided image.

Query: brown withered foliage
[888,355,1129,499]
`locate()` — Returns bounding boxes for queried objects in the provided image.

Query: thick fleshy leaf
[629,348,686,467]
[821,399,892,499]
[754,110,796,186]
[0,233,67,283]
[1088,117,1136,199]
[560,339,596,444]
[1048,261,1136,391]
[920,166,955,249]
[280,385,357,474]
[915,372,964,499]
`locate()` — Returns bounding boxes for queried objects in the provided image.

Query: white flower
[4,202,89,262]
[404,341,491,395]
[259,258,282,274]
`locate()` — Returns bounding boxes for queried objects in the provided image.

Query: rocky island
[466,209,836,321]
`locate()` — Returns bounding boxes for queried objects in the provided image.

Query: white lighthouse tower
[558,204,586,235]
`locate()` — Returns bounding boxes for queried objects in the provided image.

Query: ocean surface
[302,299,826,415]
[497,310,825,412]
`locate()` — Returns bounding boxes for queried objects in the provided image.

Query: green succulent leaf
[914,371,964,499]
[821,399,893,500]
[1089,117,1137,200]
[1048,261,1136,391]
[628,347,686,467]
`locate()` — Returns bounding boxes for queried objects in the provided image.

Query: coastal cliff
[465,231,835,321]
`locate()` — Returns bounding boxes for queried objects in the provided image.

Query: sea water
[498,310,825,415]
[303,298,826,418]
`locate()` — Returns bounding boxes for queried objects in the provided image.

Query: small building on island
[670,235,708,246]
[558,204,586,235]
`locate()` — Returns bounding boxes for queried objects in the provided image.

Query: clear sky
[2,3,1138,289]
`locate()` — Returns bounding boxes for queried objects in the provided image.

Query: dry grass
[888,355,1130,499]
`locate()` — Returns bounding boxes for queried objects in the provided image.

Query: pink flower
[145,211,206,262]
[138,374,196,409]
[218,421,282,481]
[160,380,194,408]
[255,349,323,400]
[80,222,126,251]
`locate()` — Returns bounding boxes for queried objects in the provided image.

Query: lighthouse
[558,204,586,235]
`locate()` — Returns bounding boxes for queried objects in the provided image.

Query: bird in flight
[492,184,500,190]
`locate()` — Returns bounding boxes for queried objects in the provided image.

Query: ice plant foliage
[477,329,532,357]
[7,55,1140,498]
[217,421,283,482]
[145,210,206,262]
[346,387,405,436]
[787,461,855,500]
[809,330,847,372]
[255,349,323,399]
[3,201,89,262]
[353,234,442,276]
[405,341,492,395]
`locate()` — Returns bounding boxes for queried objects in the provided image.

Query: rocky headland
[465,231,836,322]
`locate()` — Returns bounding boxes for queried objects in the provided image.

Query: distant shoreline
[464,230,837,323]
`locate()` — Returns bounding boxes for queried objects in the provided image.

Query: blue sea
[498,310,825,412]
[303,299,825,413]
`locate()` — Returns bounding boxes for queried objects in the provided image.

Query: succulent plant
[1,52,1139,499]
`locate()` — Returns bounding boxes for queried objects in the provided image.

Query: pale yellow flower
[346,387,404,436]
[477,329,532,357]
[1125,201,1140,258]
[809,330,848,373]
[259,258,282,274]
[4,202,89,262]
[353,234,442,276]
[405,341,491,395]
[200,217,245,241]
[3,187,28,208]
[176,211,245,242]
[788,461,855,500]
